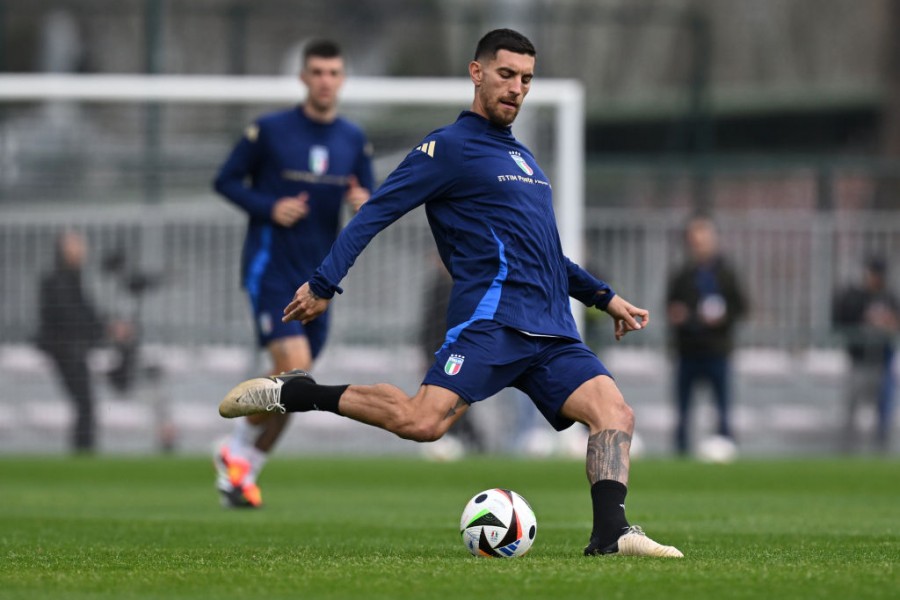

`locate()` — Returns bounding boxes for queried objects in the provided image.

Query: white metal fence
[3,204,900,351]
[1,203,898,455]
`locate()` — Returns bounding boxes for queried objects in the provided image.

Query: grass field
[1,455,897,600]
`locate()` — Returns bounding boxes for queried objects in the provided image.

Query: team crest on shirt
[309,145,329,175]
[444,354,465,376]
[509,151,533,176]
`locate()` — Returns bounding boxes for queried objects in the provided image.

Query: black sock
[590,480,630,548]
[281,378,347,414]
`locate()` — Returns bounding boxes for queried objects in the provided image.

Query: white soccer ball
[460,488,537,558]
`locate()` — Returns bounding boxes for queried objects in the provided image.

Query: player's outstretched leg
[221,371,467,445]
[220,369,359,421]
[219,369,320,417]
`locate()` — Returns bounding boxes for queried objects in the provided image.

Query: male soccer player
[212,39,374,508]
[219,29,682,557]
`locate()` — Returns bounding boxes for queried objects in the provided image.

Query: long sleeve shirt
[309,111,613,342]
[213,107,374,296]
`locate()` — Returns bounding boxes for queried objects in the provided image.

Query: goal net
[0,74,584,401]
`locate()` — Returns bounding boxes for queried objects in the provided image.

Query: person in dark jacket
[666,214,747,457]
[832,256,899,453]
[36,230,107,453]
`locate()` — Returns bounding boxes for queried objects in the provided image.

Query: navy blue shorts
[422,320,611,431]
[247,285,330,358]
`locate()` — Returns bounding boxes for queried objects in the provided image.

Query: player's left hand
[344,175,370,213]
[283,282,330,324]
[605,294,650,341]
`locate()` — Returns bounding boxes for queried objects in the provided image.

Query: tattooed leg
[586,429,632,486]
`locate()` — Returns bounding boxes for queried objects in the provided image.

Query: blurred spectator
[35,230,133,453]
[419,260,486,458]
[832,256,899,453]
[666,214,747,457]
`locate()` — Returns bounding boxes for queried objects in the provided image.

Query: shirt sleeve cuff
[308,276,343,300]
[594,289,616,311]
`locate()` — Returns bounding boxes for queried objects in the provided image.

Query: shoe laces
[244,382,286,414]
[623,525,645,537]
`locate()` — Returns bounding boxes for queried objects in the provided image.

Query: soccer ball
[459,488,537,558]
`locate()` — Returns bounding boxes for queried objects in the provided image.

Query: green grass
[1,456,897,599]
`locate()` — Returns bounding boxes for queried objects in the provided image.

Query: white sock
[227,420,269,484]
[244,445,268,483]
[229,418,265,455]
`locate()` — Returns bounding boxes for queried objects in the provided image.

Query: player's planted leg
[561,376,683,558]
[581,432,682,557]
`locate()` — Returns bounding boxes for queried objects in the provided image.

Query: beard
[482,94,521,127]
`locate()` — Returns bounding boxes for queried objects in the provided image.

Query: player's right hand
[344,175,370,213]
[283,282,329,324]
[272,192,309,226]
[605,294,649,341]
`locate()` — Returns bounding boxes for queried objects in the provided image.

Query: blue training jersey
[309,111,614,342]
[213,107,374,295]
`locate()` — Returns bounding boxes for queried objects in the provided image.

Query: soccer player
[212,39,374,508]
[219,29,683,557]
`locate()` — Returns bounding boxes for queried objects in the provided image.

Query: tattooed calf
[586,429,632,485]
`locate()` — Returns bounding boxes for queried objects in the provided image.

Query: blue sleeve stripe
[438,228,508,353]
[245,226,273,306]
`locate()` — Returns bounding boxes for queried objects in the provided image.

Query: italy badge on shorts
[444,354,465,376]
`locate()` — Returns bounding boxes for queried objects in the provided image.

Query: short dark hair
[303,39,342,64]
[474,28,536,61]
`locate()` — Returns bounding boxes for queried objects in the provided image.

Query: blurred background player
[666,214,747,458]
[832,255,899,453]
[36,230,135,454]
[212,39,374,507]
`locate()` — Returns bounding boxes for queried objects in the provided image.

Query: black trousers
[50,351,96,452]
[674,354,732,454]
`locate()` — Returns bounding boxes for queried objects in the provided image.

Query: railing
[2,203,898,351]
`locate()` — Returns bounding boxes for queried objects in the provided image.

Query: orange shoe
[214,442,263,509]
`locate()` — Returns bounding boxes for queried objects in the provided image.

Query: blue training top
[308,111,615,342]
[213,107,374,297]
